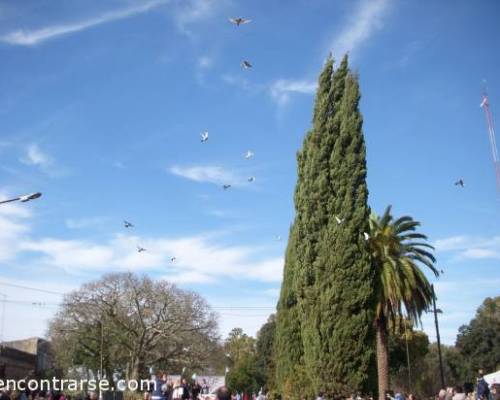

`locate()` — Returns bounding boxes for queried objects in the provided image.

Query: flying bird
[223,184,232,190]
[229,17,251,26]
[137,246,146,253]
[363,232,370,241]
[123,220,134,228]
[248,176,255,182]
[241,60,252,69]
[200,131,209,143]
[244,150,254,160]
[335,215,343,225]
[455,179,465,188]
[171,257,177,263]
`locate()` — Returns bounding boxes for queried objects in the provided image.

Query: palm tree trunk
[376,316,389,400]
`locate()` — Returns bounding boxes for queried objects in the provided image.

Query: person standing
[215,388,231,400]
[477,370,490,400]
[191,381,201,400]
[453,386,466,400]
[151,374,165,400]
[180,379,190,400]
[172,381,182,400]
[163,380,173,400]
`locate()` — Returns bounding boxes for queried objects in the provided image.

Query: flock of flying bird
[126,15,466,263]
[127,16,260,258]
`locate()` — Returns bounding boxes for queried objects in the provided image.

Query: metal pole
[0,198,20,205]
[432,284,445,389]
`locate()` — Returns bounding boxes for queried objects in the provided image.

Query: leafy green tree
[226,353,260,396]
[368,206,438,400]
[388,320,430,393]
[410,343,467,398]
[456,296,500,374]
[255,315,276,391]
[275,54,376,398]
[224,328,256,365]
[224,328,262,396]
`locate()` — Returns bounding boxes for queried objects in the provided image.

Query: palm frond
[369,206,437,326]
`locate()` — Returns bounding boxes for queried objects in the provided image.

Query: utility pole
[432,284,445,389]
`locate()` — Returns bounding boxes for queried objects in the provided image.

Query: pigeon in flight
[455,179,465,188]
[200,131,209,143]
[223,184,232,190]
[335,215,344,225]
[363,232,370,241]
[241,60,252,70]
[244,150,254,160]
[229,17,251,26]
[171,257,177,263]
[248,176,255,183]
[124,220,134,228]
[137,246,146,253]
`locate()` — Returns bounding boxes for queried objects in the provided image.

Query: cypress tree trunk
[275,54,376,398]
[376,316,389,400]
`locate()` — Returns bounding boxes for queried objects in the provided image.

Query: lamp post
[0,192,42,205]
[432,284,445,389]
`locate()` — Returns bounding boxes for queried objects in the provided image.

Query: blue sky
[0,0,499,345]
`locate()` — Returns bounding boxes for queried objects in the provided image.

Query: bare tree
[48,273,220,380]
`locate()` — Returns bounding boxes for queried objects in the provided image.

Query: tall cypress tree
[275,55,376,398]
[275,57,334,399]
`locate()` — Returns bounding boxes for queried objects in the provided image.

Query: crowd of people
[146,373,267,400]
[0,370,497,400]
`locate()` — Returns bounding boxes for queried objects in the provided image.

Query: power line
[0,281,65,296]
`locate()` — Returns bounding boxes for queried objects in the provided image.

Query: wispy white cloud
[173,0,225,35]
[0,0,168,46]
[329,0,390,57]
[269,79,317,106]
[1,207,283,283]
[20,144,53,168]
[195,55,216,85]
[222,74,261,92]
[434,235,500,261]
[20,233,283,282]
[19,143,67,177]
[65,216,109,230]
[0,193,32,263]
[264,0,390,107]
[198,55,214,69]
[112,161,126,169]
[168,165,245,187]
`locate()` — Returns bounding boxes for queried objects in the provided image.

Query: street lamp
[0,192,42,205]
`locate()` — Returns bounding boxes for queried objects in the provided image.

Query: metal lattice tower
[480,92,500,200]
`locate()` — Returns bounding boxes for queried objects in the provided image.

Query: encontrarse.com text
[0,379,154,392]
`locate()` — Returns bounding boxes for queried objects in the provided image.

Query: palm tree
[368,206,439,400]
